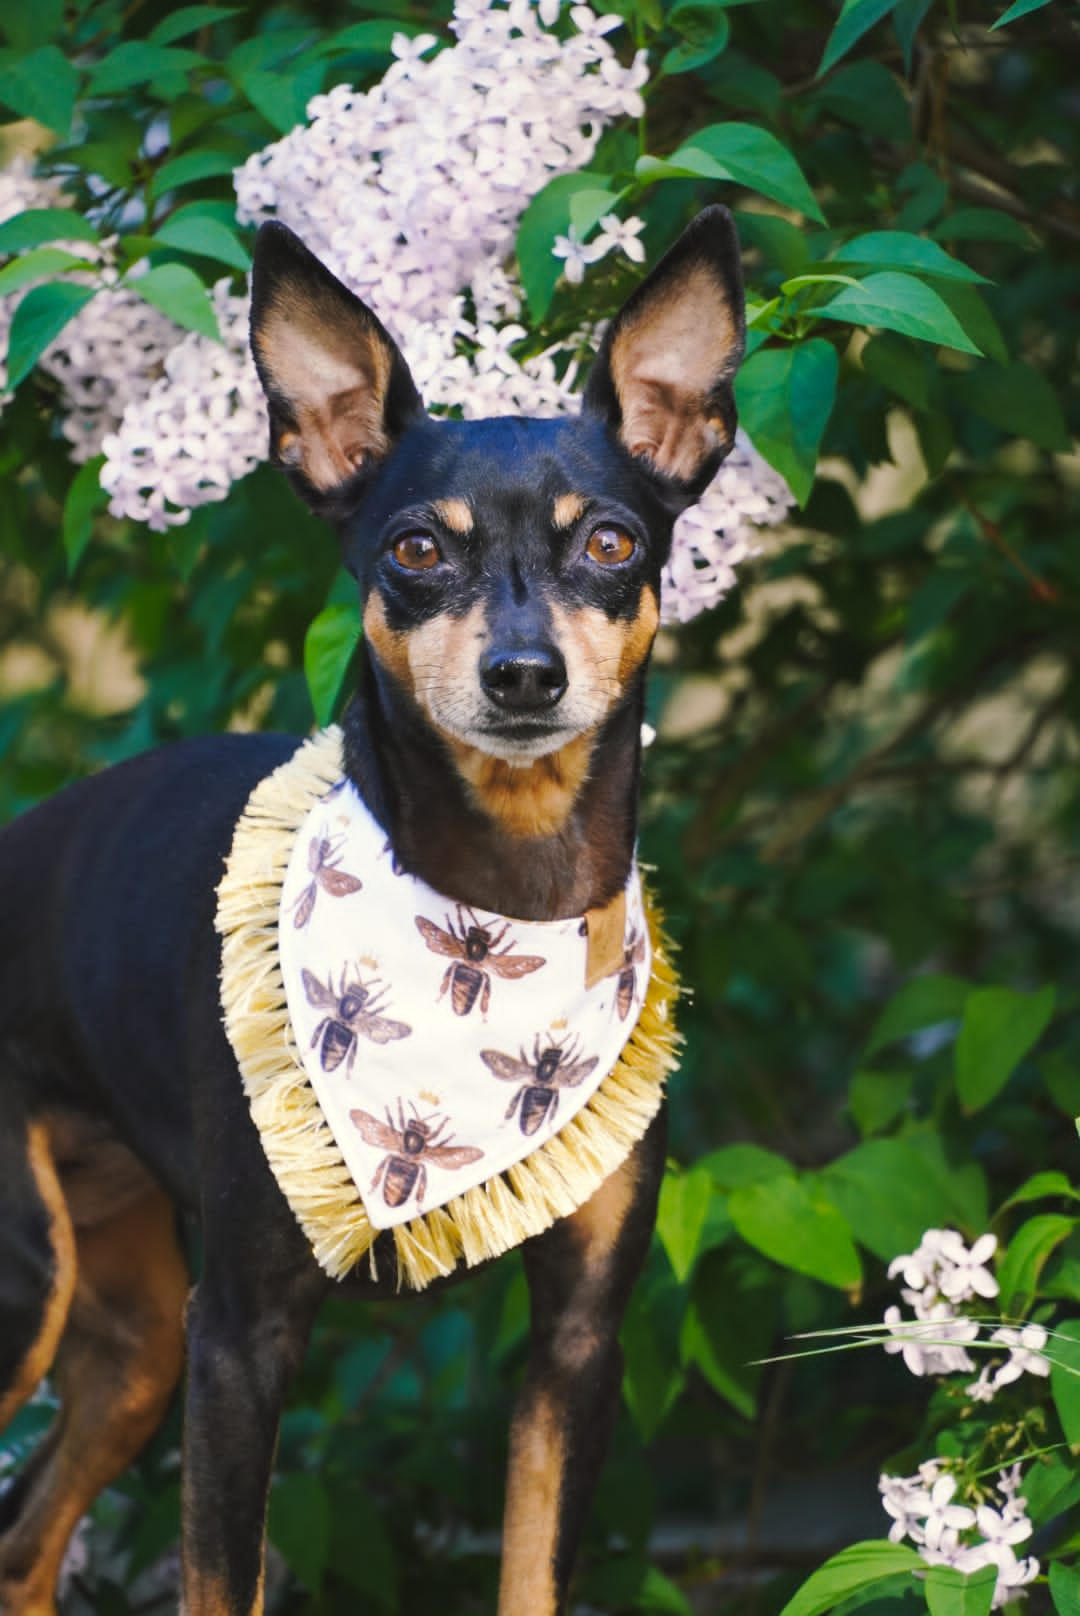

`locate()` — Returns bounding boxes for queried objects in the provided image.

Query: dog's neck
[341,651,643,922]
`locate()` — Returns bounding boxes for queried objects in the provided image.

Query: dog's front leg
[498,1113,666,1616]
[180,1222,327,1614]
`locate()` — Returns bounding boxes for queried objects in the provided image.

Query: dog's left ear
[582,205,745,496]
[250,221,423,498]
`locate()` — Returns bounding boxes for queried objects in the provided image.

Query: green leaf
[324,19,423,56]
[1,0,65,50]
[892,0,933,73]
[0,44,78,135]
[729,1176,861,1288]
[153,209,252,272]
[1049,1560,1080,1616]
[680,1248,775,1418]
[865,974,971,1057]
[818,0,903,77]
[699,1143,795,1188]
[516,171,612,320]
[0,247,90,297]
[1050,1319,1080,1444]
[305,602,361,726]
[778,1541,922,1616]
[637,124,825,223]
[6,281,98,389]
[662,1,730,74]
[267,1473,330,1593]
[148,5,238,44]
[820,1138,964,1262]
[954,984,1056,1112]
[657,1165,713,1282]
[948,361,1071,453]
[847,1068,912,1137]
[860,333,933,410]
[812,60,911,141]
[127,265,220,341]
[63,456,107,574]
[637,1565,693,1615]
[150,149,243,201]
[238,63,326,134]
[831,230,988,283]
[924,1564,997,1616]
[996,1170,1080,1217]
[996,1213,1076,1314]
[819,272,982,355]
[735,338,837,506]
[932,208,1035,247]
[990,0,1054,28]
[933,281,1009,365]
[88,43,206,96]
[621,1286,685,1442]
[0,208,99,254]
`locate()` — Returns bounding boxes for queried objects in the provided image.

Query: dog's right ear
[250,222,423,499]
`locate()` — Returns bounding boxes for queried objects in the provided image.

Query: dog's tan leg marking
[552,492,587,530]
[498,1152,643,1616]
[0,1185,188,1616]
[0,1125,76,1435]
[432,496,473,535]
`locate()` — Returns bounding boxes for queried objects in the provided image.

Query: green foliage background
[1,0,1078,1611]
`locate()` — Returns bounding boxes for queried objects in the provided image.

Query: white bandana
[278,776,651,1230]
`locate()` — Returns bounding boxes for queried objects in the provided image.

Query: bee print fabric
[278,777,652,1231]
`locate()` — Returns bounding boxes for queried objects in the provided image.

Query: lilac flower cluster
[880,1461,1038,1609]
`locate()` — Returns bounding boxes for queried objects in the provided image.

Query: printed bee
[302,968,411,1076]
[292,825,363,928]
[481,1034,599,1136]
[415,905,545,1017]
[605,927,647,1020]
[350,1101,483,1210]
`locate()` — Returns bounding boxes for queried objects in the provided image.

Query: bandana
[216,727,680,1289]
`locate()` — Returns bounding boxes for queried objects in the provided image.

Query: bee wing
[489,953,546,980]
[302,968,336,1007]
[480,1050,534,1082]
[350,1110,402,1149]
[426,1144,485,1169]
[356,1014,412,1045]
[555,1057,600,1089]
[308,837,323,874]
[293,884,317,929]
[319,869,363,897]
[415,916,464,958]
[631,933,647,964]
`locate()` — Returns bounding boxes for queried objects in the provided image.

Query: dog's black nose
[480,645,568,711]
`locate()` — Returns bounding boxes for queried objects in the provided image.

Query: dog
[0,204,745,1616]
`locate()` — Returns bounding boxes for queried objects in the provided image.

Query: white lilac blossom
[989,1323,1051,1386]
[878,1465,1039,1609]
[883,1301,979,1378]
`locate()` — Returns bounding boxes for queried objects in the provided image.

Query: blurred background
[0,0,1078,1611]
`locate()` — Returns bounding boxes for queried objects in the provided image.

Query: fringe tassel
[216,727,681,1291]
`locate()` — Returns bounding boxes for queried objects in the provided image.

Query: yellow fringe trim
[215,726,681,1290]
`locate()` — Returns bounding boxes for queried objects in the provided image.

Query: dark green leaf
[892,0,932,73]
[0,247,91,297]
[932,208,1035,247]
[948,361,1070,453]
[860,332,932,410]
[778,1541,921,1616]
[63,456,107,574]
[996,1213,1075,1314]
[127,264,220,341]
[663,1,730,74]
[637,124,825,223]
[153,209,252,271]
[819,0,903,77]
[6,281,98,389]
[1,0,65,50]
[812,60,911,141]
[990,0,1054,29]
[88,44,206,96]
[924,1564,996,1616]
[305,602,361,725]
[729,1176,861,1288]
[819,272,982,354]
[865,974,971,1056]
[1050,1319,1080,1444]
[954,984,1056,1112]
[0,209,99,254]
[735,338,838,506]
[267,1473,330,1592]
[324,19,423,55]
[820,1138,963,1261]
[932,281,1009,364]
[831,230,988,283]
[516,172,612,320]
[149,5,239,44]
[0,45,78,135]
[150,150,244,201]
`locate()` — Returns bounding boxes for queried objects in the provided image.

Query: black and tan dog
[0,205,744,1615]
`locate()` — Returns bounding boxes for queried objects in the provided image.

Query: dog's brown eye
[585,526,636,566]
[392,534,441,571]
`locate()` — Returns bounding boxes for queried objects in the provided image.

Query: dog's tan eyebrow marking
[552,493,587,530]
[432,497,474,535]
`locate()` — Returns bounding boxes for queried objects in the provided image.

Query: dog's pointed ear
[582,205,745,495]
[250,221,423,498]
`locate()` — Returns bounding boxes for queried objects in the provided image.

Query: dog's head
[251,209,744,831]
